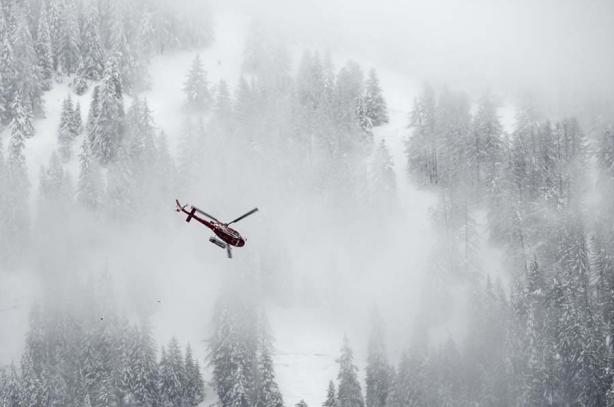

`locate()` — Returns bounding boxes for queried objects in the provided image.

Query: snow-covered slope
[1,9,517,407]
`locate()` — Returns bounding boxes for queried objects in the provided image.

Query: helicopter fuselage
[178,205,246,247]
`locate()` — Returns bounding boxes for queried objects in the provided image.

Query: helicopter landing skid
[209,237,233,259]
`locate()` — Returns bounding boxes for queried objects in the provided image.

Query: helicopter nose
[238,238,245,247]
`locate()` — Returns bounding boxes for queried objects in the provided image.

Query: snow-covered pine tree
[125,98,156,168]
[208,295,256,407]
[336,336,364,407]
[91,57,124,165]
[521,258,548,406]
[78,0,104,84]
[597,127,614,179]
[0,143,5,261]
[370,139,396,209]
[471,91,503,189]
[86,85,100,142]
[356,96,371,131]
[323,380,338,407]
[3,94,31,264]
[183,344,205,406]
[73,100,82,132]
[386,352,423,407]
[365,311,391,407]
[11,3,44,117]
[58,95,77,161]
[57,0,81,75]
[183,54,211,110]
[296,51,325,112]
[3,364,22,407]
[434,88,472,189]
[255,344,284,407]
[113,319,135,405]
[105,141,136,219]
[295,400,308,407]
[214,79,232,123]
[333,61,363,133]
[0,35,17,123]
[234,76,255,126]
[20,350,44,406]
[77,137,103,211]
[159,338,185,406]
[38,151,73,215]
[35,0,53,90]
[153,131,175,214]
[107,2,147,94]
[363,69,388,127]
[45,0,62,70]
[406,85,437,184]
[128,322,160,406]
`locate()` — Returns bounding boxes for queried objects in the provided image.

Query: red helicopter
[175,199,258,258]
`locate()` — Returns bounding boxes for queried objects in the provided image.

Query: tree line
[400,84,614,406]
[0,281,205,407]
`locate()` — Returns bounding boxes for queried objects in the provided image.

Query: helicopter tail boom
[185,207,197,223]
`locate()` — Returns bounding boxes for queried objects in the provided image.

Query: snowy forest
[1,0,614,406]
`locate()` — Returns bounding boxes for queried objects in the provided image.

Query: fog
[1,0,614,406]
[213,0,614,103]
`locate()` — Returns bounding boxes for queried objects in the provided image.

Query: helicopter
[175,199,258,258]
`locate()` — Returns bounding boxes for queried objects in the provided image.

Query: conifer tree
[363,69,388,127]
[72,101,82,134]
[323,380,338,407]
[406,85,437,184]
[183,54,211,109]
[214,80,232,122]
[86,85,100,144]
[39,152,73,208]
[78,0,104,83]
[105,142,136,218]
[58,95,77,161]
[336,336,364,407]
[208,295,255,407]
[20,351,44,406]
[159,338,185,406]
[129,323,160,406]
[371,140,396,207]
[91,57,124,165]
[365,312,391,407]
[333,61,363,132]
[256,345,284,407]
[57,0,81,75]
[35,0,53,90]
[184,344,205,406]
[472,91,503,188]
[4,365,22,407]
[46,0,62,69]
[77,138,103,210]
[12,4,43,116]
[0,144,6,253]
[0,36,17,123]
[3,95,31,263]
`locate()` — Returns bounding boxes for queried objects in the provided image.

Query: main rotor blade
[192,206,221,223]
[226,208,258,225]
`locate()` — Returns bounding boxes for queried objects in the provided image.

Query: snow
[143,12,438,405]
[144,11,249,156]
[0,8,506,406]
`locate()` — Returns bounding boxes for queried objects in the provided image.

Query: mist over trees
[399,84,614,405]
[1,0,614,406]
